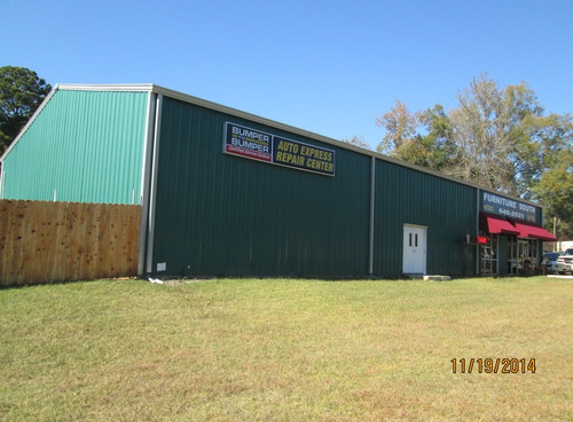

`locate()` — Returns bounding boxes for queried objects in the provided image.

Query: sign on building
[224,122,335,176]
[481,191,537,222]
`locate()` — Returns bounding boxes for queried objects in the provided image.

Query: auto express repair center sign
[223,122,335,176]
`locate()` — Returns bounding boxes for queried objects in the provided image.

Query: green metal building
[0,84,556,278]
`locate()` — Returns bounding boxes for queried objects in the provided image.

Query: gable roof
[1,83,541,209]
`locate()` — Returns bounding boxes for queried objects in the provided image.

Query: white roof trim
[56,83,155,92]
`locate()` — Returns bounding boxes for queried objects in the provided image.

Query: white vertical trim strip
[0,170,5,199]
[139,90,155,205]
[145,94,163,274]
[137,91,157,275]
[476,188,480,275]
[368,156,376,276]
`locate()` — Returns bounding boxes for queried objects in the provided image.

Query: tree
[443,74,546,195]
[341,135,371,150]
[376,74,571,195]
[534,149,573,239]
[416,104,457,171]
[0,66,52,155]
[376,101,456,170]
[375,74,573,235]
[520,113,573,194]
[375,99,419,156]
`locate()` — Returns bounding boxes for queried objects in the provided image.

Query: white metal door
[403,224,427,274]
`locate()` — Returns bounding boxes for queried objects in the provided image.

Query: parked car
[556,249,573,275]
[542,252,561,274]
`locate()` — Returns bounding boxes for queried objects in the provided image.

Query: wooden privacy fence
[0,200,142,287]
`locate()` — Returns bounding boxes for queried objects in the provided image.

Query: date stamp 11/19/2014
[450,358,536,374]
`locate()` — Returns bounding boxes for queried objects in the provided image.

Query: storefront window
[480,235,498,275]
[518,239,538,274]
[507,237,518,275]
[508,237,539,275]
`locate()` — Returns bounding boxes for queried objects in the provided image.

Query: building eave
[1,83,542,209]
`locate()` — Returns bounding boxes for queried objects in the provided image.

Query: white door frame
[403,224,427,274]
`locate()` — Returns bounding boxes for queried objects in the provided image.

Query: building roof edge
[2,83,542,208]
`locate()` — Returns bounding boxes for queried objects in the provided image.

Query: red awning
[513,222,558,241]
[482,214,520,235]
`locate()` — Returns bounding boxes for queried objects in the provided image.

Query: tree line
[346,74,573,239]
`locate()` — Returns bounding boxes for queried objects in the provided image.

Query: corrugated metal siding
[151,97,371,277]
[1,89,148,204]
[374,160,477,277]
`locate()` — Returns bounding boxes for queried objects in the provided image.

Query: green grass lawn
[1,277,572,421]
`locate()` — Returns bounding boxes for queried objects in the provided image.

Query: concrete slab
[423,275,452,281]
[407,274,451,281]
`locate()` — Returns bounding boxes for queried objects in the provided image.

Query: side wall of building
[0,89,149,204]
[151,97,372,277]
[150,96,479,278]
[374,161,477,277]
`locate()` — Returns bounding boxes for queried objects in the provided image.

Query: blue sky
[3,0,572,149]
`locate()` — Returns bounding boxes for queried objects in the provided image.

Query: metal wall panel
[151,97,371,278]
[374,160,478,277]
[1,84,543,279]
[1,89,149,204]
